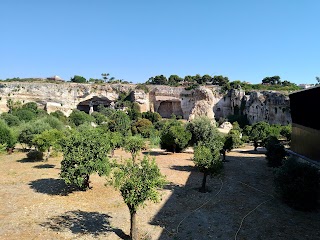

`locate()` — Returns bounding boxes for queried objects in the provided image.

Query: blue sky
[0,0,319,84]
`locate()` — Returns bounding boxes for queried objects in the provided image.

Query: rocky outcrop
[0,82,292,125]
[244,91,291,125]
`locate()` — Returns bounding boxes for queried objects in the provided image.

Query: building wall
[291,124,320,162]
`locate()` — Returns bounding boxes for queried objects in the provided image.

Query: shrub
[132,118,154,138]
[274,157,320,211]
[160,120,191,153]
[265,136,287,167]
[27,150,44,161]
[0,113,21,127]
[0,120,16,148]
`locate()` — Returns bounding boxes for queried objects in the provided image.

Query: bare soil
[0,145,319,240]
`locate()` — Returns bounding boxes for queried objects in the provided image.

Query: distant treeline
[0,74,302,92]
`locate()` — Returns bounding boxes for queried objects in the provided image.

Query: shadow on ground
[149,149,320,240]
[33,164,55,169]
[40,210,129,239]
[29,178,77,196]
[17,158,43,163]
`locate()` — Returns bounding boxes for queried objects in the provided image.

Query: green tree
[193,138,223,192]
[221,125,242,161]
[107,110,132,137]
[68,109,94,127]
[186,116,218,146]
[60,128,111,190]
[33,129,64,161]
[132,118,154,138]
[141,111,162,123]
[50,110,68,124]
[146,75,167,85]
[110,156,166,240]
[18,120,51,149]
[160,120,191,153]
[0,113,21,127]
[249,121,271,151]
[168,74,183,86]
[70,75,87,83]
[124,135,146,162]
[280,124,292,142]
[0,120,16,149]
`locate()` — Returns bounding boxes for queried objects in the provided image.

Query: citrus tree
[110,156,166,239]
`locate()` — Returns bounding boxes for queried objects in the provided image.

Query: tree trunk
[200,172,208,193]
[254,141,258,151]
[82,174,90,190]
[130,211,138,240]
[45,148,50,162]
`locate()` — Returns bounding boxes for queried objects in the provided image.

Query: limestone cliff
[0,82,292,125]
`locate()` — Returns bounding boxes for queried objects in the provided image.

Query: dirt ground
[0,145,319,240]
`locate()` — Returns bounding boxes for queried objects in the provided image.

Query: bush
[274,157,320,211]
[0,120,16,148]
[27,150,44,161]
[265,136,287,167]
[160,120,191,153]
[132,118,154,138]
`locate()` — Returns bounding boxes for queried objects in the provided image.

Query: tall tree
[110,157,166,240]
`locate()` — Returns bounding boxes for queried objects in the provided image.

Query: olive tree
[110,156,166,240]
[60,128,111,190]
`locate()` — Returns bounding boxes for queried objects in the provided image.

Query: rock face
[0,82,292,125]
[0,82,133,116]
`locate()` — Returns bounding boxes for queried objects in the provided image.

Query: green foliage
[70,75,87,83]
[33,129,64,153]
[68,109,94,127]
[26,150,44,161]
[97,105,116,117]
[124,135,146,162]
[265,136,287,168]
[111,156,166,214]
[141,111,162,123]
[249,121,271,150]
[160,120,191,153]
[50,110,67,124]
[12,108,37,122]
[223,126,242,153]
[132,118,154,138]
[18,120,51,149]
[280,124,292,142]
[186,116,219,146]
[127,102,141,121]
[148,130,161,148]
[107,110,132,137]
[194,143,222,175]
[227,114,249,129]
[0,113,21,127]
[91,112,107,125]
[0,120,16,148]
[60,128,111,190]
[274,157,320,211]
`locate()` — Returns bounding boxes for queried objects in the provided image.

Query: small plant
[274,157,320,211]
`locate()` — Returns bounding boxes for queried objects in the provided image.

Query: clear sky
[1,0,319,84]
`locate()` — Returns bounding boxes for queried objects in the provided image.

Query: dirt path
[0,146,319,240]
